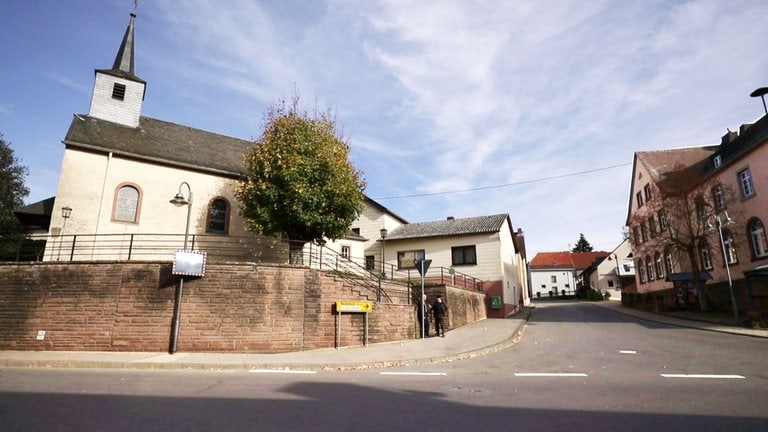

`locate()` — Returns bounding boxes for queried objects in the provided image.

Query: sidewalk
[1,303,765,371]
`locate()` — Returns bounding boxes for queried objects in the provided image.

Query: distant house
[625,109,768,314]
[581,239,635,299]
[529,251,610,298]
[382,214,529,317]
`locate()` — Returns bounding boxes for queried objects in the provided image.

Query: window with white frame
[638,259,646,283]
[738,168,755,197]
[658,210,668,231]
[665,250,674,275]
[712,184,726,211]
[636,191,644,208]
[551,275,557,283]
[114,184,140,223]
[722,230,738,264]
[341,245,351,260]
[644,184,652,201]
[655,252,664,279]
[397,249,425,269]
[701,247,713,270]
[749,218,768,258]
[646,256,655,281]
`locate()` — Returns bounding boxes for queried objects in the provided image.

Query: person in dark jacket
[432,296,447,337]
[417,294,430,338]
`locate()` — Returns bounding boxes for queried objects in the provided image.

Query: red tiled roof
[571,251,610,270]
[530,251,609,270]
[530,252,574,268]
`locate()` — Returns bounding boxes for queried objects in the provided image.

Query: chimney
[721,129,738,146]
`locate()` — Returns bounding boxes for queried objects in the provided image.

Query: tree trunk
[288,241,305,265]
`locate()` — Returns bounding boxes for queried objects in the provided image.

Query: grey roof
[97,12,145,84]
[386,214,510,240]
[13,196,55,229]
[64,115,253,177]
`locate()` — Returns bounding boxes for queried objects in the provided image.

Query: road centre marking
[514,373,588,377]
[619,350,638,354]
[380,372,447,376]
[660,374,745,379]
[250,369,317,374]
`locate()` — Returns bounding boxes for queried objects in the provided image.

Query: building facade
[625,110,768,315]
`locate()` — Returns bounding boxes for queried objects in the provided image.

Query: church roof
[63,114,253,177]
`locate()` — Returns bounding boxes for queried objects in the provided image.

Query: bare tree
[629,164,740,311]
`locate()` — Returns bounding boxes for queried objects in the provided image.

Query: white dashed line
[380,372,448,376]
[514,373,588,377]
[619,350,638,354]
[249,369,317,374]
[660,374,745,379]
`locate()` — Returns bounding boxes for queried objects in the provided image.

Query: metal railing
[1,232,484,301]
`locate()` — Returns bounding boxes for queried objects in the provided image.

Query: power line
[373,162,632,200]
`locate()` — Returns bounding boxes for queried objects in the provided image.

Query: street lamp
[379,228,388,279]
[707,211,739,325]
[608,253,623,292]
[170,182,193,250]
[169,182,192,354]
[750,87,768,115]
[58,206,73,261]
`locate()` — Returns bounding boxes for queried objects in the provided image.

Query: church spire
[112,12,137,77]
[88,12,146,128]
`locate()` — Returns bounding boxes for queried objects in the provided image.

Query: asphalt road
[1,301,766,431]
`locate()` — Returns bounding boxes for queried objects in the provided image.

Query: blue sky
[2,0,767,257]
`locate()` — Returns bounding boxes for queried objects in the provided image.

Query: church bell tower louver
[87,12,146,128]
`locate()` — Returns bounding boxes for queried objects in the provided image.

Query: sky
[2,0,767,258]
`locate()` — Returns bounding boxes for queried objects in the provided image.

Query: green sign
[491,296,502,309]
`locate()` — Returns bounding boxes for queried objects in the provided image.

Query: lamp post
[750,87,768,115]
[170,182,193,250]
[58,206,72,261]
[709,211,739,325]
[379,228,388,279]
[169,182,192,354]
[611,253,622,292]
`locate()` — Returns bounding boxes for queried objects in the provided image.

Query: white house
[582,239,635,299]
[529,251,610,298]
[381,214,529,317]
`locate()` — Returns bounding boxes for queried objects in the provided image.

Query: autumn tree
[629,167,740,311]
[236,96,366,262]
[0,134,30,259]
[572,233,593,252]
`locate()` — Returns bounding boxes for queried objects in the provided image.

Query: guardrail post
[68,235,77,261]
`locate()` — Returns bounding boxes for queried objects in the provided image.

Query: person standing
[417,294,430,338]
[432,296,447,337]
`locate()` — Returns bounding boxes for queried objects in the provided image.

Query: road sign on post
[414,259,432,276]
[415,259,432,340]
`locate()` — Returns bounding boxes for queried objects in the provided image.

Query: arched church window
[206,198,230,234]
[113,184,140,223]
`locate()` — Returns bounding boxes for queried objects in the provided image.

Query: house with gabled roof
[529,251,610,298]
[381,214,529,317]
[625,107,768,315]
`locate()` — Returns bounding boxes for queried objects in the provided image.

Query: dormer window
[713,155,722,168]
[112,83,126,101]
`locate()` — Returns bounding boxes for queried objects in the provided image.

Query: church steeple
[111,12,138,77]
[88,12,146,128]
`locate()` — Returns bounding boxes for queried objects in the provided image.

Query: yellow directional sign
[336,300,373,313]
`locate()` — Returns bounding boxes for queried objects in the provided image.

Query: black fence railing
[1,232,484,300]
